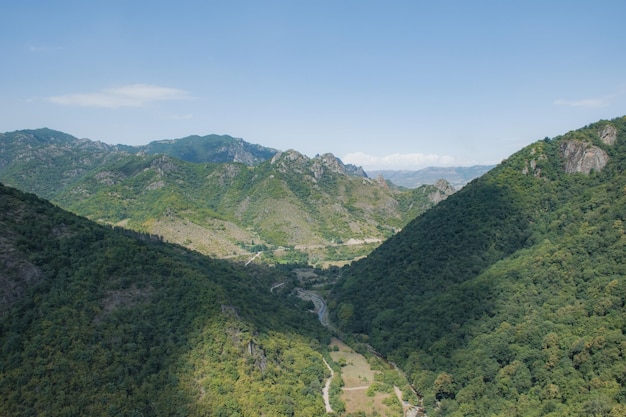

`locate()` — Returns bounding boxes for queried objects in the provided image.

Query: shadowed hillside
[0,182,331,416]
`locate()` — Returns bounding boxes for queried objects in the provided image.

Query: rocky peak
[310,153,347,180]
[271,150,367,179]
[270,149,309,164]
[429,179,456,203]
[270,150,310,175]
[433,179,456,195]
[318,153,346,172]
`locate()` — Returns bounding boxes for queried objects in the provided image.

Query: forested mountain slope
[0,128,127,200]
[0,183,330,416]
[330,117,626,416]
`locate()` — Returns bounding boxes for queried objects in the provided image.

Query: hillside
[0,129,454,264]
[0,182,332,416]
[330,117,626,416]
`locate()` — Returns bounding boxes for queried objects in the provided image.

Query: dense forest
[330,117,626,416]
[0,183,331,416]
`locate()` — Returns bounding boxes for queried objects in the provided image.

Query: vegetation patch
[329,338,402,417]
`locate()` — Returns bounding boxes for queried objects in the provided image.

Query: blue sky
[2,1,625,170]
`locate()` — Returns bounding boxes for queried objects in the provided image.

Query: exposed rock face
[150,155,178,176]
[312,153,345,179]
[344,163,367,178]
[599,124,618,145]
[429,179,456,203]
[271,150,367,179]
[270,149,309,175]
[219,138,271,165]
[560,140,609,174]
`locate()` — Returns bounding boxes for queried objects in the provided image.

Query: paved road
[295,288,330,327]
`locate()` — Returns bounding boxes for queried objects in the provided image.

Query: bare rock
[560,140,609,174]
[599,124,618,145]
[429,179,456,203]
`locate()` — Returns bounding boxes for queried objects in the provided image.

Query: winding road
[289,286,423,416]
[295,288,331,327]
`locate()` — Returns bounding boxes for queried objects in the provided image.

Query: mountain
[369,165,495,189]
[0,129,454,264]
[139,133,279,165]
[0,129,277,199]
[0,181,333,416]
[0,128,127,199]
[330,117,626,416]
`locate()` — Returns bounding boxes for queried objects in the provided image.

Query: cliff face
[271,150,367,179]
[599,124,618,145]
[560,140,609,174]
[559,123,618,174]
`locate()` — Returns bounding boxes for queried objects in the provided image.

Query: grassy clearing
[329,338,401,416]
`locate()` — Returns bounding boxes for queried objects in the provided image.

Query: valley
[2,116,626,416]
[293,269,423,416]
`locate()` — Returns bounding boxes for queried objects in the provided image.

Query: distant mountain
[368,165,494,188]
[0,129,278,198]
[53,149,451,261]
[0,181,330,416]
[330,117,626,415]
[0,128,126,199]
[139,133,279,165]
[0,129,452,264]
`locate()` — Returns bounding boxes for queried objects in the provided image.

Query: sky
[2,0,626,170]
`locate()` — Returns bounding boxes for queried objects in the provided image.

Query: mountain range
[0,128,457,264]
[1,117,625,416]
[369,165,495,189]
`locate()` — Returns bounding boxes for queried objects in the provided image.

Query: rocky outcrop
[599,124,618,145]
[558,123,619,174]
[433,179,455,195]
[150,155,178,176]
[270,149,309,175]
[560,140,609,174]
[429,179,456,203]
[271,150,367,179]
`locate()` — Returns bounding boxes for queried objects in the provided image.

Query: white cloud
[47,84,191,108]
[553,98,608,108]
[342,151,459,170]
